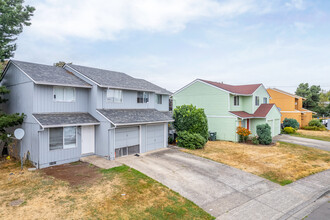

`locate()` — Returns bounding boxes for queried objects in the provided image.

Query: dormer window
[137,92,149,103]
[234,96,239,106]
[107,89,122,103]
[53,86,75,102]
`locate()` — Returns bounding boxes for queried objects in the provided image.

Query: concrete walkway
[115,148,330,219]
[80,155,122,169]
[273,134,330,151]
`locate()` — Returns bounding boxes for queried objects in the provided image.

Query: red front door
[247,119,250,130]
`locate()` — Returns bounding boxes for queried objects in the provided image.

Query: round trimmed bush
[176,131,206,149]
[283,127,295,134]
[282,118,299,129]
[257,123,272,145]
[308,119,322,127]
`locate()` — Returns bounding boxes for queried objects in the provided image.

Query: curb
[278,187,330,220]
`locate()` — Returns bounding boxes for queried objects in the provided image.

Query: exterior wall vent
[49,161,57,166]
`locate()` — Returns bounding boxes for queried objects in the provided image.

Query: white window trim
[234,96,240,106]
[49,126,77,151]
[255,96,260,106]
[53,86,76,102]
[137,91,150,104]
[157,94,163,104]
[106,89,123,103]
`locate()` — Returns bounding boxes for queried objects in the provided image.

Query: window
[49,127,77,150]
[137,91,149,103]
[263,97,267,104]
[234,96,239,106]
[255,96,260,106]
[157,94,162,104]
[107,89,122,103]
[53,86,75,102]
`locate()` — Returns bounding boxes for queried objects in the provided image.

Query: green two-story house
[173,79,281,142]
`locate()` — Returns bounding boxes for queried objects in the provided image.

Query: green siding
[208,117,237,141]
[250,118,266,136]
[174,81,230,116]
[252,86,270,112]
[229,95,253,113]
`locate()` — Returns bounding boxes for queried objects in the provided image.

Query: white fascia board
[43,122,100,128]
[207,115,237,118]
[265,104,281,118]
[116,120,174,126]
[35,82,92,88]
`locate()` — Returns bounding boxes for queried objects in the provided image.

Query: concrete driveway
[273,134,330,151]
[116,147,330,219]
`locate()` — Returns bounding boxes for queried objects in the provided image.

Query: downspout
[37,126,45,169]
[108,123,116,160]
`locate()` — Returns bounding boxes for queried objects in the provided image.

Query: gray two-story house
[1,60,173,168]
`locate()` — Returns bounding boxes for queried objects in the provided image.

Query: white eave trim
[115,120,174,126]
[31,114,100,128]
[35,81,92,88]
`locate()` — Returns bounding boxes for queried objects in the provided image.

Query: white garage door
[115,127,139,157]
[146,124,165,152]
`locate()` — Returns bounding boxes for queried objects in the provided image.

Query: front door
[81,126,95,154]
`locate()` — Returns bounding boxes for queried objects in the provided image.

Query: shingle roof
[200,79,262,95]
[97,109,174,125]
[9,60,91,88]
[254,104,276,117]
[33,112,99,128]
[66,64,172,94]
[230,104,276,119]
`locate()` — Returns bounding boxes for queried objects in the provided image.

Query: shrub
[308,119,323,127]
[257,124,272,145]
[176,131,206,149]
[173,105,208,141]
[282,118,300,129]
[251,136,259,145]
[283,127,295,134]
[236,126,251,143]
[302,126,327,131]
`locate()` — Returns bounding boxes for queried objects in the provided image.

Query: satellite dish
[14,128,25,140]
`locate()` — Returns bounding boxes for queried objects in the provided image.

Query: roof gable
[268,88,305,100]
[3,60,91,88]
[66,64,171,95]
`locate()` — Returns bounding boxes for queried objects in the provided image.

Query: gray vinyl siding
[33,85,89,113]
[38,127,82,168]
[1,64,34,123]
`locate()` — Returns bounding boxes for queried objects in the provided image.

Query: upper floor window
[234,96,239,106]
[137,92,149,103]
[107,89,122,103]
[255,96,260,106]
[49,126,77,151]
[263,97,267,104]
[157,94,162,104]
[53,86,75,102]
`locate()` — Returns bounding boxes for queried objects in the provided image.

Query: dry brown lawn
[182,141,330,185]
[292,129,330,142]
[0,160,213,220]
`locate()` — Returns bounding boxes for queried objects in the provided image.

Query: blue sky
[14,0,330,92]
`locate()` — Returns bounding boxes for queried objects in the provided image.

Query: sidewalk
[217,170,330,219]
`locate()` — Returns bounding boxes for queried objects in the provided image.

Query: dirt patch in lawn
[182,141,330,185]
[42,162,101,186]
[0,159,212,220]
